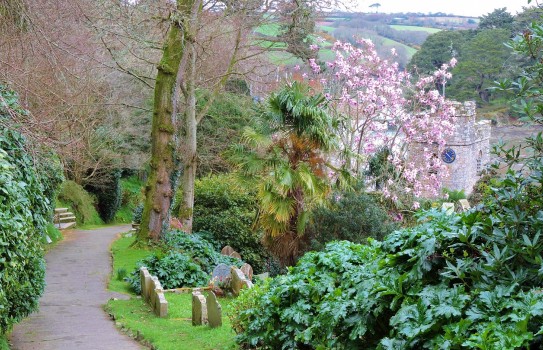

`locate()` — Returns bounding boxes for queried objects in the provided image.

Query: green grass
[107,235,237,349]
[109,235,154,294]
[381,37,417,57]
[106,295,237,350]
[390,25,441,34]
[0,334,9,350]
[115,176,144,224]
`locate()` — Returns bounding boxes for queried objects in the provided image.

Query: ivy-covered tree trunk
[138,6,185,241]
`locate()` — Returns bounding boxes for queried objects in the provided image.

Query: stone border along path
[10,225,143,350]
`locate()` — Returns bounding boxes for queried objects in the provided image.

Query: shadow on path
[10,225,143,350]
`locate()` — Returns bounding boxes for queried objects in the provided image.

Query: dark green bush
[231,143,543,349]
[57,180,103,226]
[0,86,58,333]
[85,169,122,223]
[163,230,243,274]
[306,190,397,252]
[183,174,269,273]
[126,251,209,294]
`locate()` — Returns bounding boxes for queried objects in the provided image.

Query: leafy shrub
[231,150,543,349]
[306,190,397,252]
[57,180,103,226]
[442,188,466,202]
[126,251,209,294]
[0,86,58,333]
[182,174,269,273]
[163,230,243,273]
[85,169,122,223]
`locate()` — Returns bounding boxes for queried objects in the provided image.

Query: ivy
[0,86,60,333]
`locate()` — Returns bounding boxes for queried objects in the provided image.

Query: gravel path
[10,226,143,350]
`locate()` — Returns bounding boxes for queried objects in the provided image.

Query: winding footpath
[10,226,143,350]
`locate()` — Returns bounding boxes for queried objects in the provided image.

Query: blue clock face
[442,148,456,163]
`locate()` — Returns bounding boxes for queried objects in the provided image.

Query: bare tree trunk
[179,37,198,233]
[138,7,185,241]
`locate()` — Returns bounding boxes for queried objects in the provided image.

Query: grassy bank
[107,235,237,349]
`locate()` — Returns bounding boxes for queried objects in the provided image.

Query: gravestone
[254,272,269,281]
[231,267,251,296]
[241,279,254,290]
[206,291,222,328]
[442,202,455,215]
[192,291,208,326]
[221,246,235,256]
[140,267,152,301]
[155,291,168,318]
[458,199,471,211]
[212,264,231,282]
[149,277,161,307]
[240,263,253,280]
[229,251,242,260]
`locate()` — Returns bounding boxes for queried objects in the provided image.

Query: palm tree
[229,82,338,266]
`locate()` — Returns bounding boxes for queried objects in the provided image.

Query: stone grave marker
[231,267,251,296]
[221,245,235,256]
[241,279,254,290]
[254,272,269,281]
[229,251,242,260]
[206,291,222,328]
[458,199,471,211]
[212,263,231,282]
[442,202,455,215]
[140,267,151,301]
[149,277,161,307]
[192,291,208,326]
[155,291,168,318]
[240,263,253,280]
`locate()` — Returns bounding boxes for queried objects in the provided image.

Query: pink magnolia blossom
[299,39,456,205]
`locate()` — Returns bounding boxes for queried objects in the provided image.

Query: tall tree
[229,82,337,265]
[478,7,514,32]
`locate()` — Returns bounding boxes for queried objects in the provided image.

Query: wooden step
[54,208,69,214]
[57,216,76,223]
[57,212,75,218]
[57,222,76,230]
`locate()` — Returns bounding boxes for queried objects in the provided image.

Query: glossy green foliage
[126,251,209,294]
[0,86,57,333]
[190,174,269,273]
[306,190,397,252]
[231,146,543,349]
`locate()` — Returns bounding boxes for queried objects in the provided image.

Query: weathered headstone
[149,277,161,307]
[140,267,151,301]
[212,263,231,282]
[240,263,253,280]
[206,291,222,328]
[192,291,208,326]
[254,272,269,281]
[155,291,168,318]
[220,245,235,256]
[231,267,250,296]
[442,202,455,215]
[229,251,242,260]
[458,199,471,211]
[241,279,254,290]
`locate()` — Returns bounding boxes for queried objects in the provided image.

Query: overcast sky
[352,0,532,17]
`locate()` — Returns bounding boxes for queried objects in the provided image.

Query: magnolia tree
[302,39,457,208]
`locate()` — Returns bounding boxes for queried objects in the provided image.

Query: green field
[390,25,441,33]
[381,37,417,57]
[318,25,336,33]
